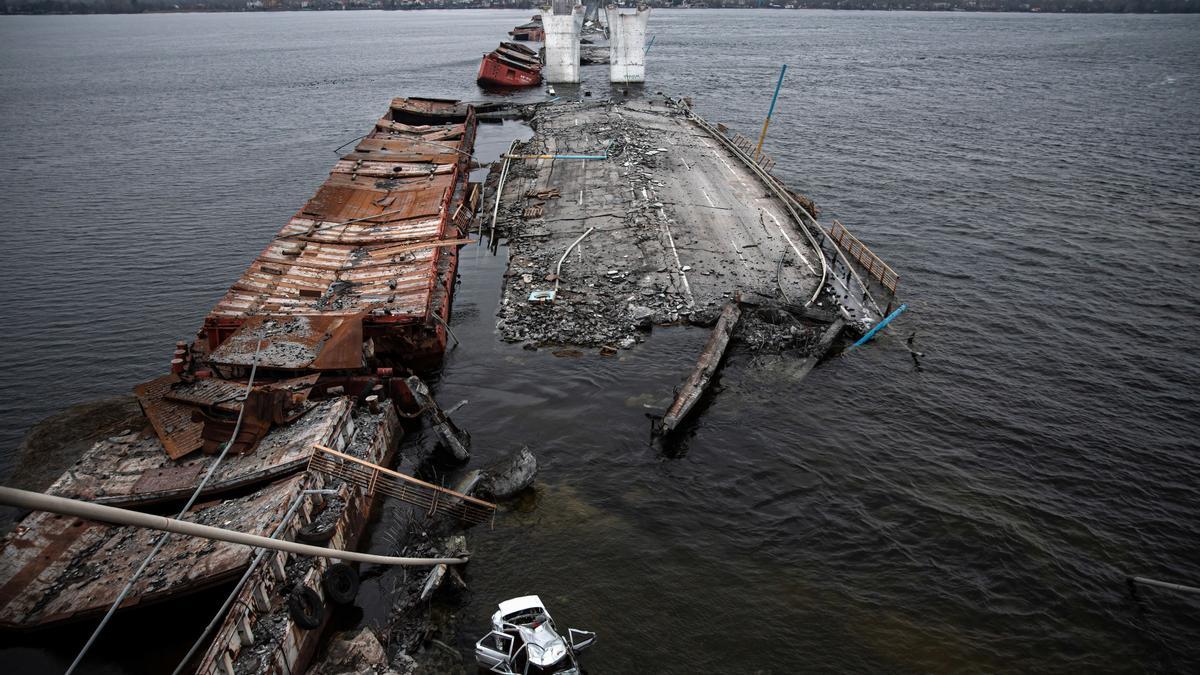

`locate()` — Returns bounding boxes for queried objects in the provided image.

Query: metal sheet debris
[134,374,204,460]
[200,99,478,370]
[0,475,305,630]
[209,315,366,371]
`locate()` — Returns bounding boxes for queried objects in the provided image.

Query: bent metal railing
[828,220,899,294]
[308,445,495,525]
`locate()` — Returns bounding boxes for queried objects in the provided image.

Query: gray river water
[1,8,1198,673]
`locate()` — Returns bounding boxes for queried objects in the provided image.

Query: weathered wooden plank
[660,302,741,435]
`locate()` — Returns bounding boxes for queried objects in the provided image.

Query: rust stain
[209,315,366,371]
[134,374,204,460]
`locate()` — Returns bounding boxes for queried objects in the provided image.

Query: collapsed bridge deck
[492,97,847,349]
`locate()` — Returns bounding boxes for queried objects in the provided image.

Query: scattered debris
[492,98,825,349]
[309,627,401,675]
[525,187,561,200]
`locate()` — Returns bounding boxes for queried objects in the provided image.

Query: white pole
[0,486,468,568]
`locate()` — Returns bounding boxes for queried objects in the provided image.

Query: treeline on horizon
[3,0,1196,14]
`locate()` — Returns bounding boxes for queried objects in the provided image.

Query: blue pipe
[766,64,787,122]
[644,35,656,53]
[849,303,907,350]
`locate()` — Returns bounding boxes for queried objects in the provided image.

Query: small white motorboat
[475,595,596,674]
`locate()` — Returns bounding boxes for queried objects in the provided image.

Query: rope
[65,340,266,675]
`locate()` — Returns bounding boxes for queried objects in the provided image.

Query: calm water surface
[1,9,1198,673]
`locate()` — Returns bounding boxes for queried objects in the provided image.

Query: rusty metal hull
[43,398,354,509]
[192,406,400,675]
[0,98,475,643]
[200,98,477,372]
[0,474,304,631]
[0,396,375,631]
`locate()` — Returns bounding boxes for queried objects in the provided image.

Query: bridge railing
[828,219,899,294]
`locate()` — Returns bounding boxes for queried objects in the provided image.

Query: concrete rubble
[491,97,829,353]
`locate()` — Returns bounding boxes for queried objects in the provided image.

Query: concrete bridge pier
[607,4,650,84]
[544,0,585,84]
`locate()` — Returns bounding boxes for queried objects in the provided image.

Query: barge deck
[0,97,484,675]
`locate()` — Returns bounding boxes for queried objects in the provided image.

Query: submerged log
[659,302,742,435]
[786,316,847,383]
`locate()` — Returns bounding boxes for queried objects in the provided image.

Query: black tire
[321,563,360,605]
[296,519,336,545]
[288,586,324,630]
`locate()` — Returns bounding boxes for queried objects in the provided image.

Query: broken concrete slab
[493,98,824,349]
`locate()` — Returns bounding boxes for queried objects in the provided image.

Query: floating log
[785,317,847,383]
[659,302,741,435]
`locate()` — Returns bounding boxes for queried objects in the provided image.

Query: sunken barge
[478,41,544,89]
[0,97,487,673]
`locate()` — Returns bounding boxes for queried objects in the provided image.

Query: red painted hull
[477,52,542,88]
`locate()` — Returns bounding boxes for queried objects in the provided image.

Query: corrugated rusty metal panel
[202,100,477,368]
[164,374,319,413]
[210,241,447,320]
[274,215,444,246]
[161,377,246,412]
[134,374,203,460]
[341,139,458,165]
[373,119,466,140]
[373,118,439,134]
[331,159,454,178]
[0,474,305,630]
[299,182,450,228]
[209,315,365,371]
[389,97,471,120]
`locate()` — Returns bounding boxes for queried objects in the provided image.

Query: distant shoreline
[3,6,1198,17]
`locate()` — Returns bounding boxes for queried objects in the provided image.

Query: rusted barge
[509,15,545,42]
[0,96,481,674]
[478,41,543,88]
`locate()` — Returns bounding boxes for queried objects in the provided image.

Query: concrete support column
[544,1,584,84]
[607,4,650,84]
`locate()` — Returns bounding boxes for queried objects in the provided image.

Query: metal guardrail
[679,100,901,325]
[829,219,899,294]
[308,445,496,525]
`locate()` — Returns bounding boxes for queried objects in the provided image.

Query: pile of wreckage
[0,97,537,675]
